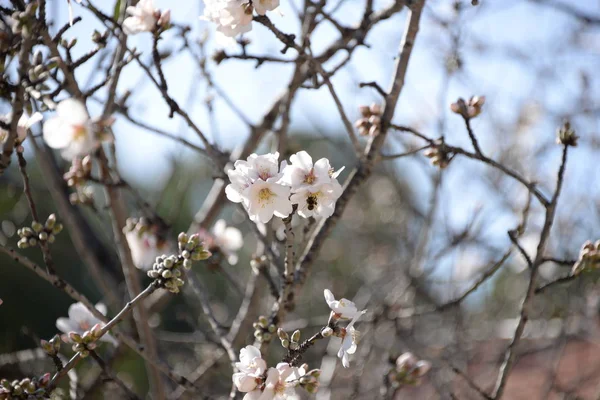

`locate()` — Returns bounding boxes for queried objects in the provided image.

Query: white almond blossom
[244,363,299,400]
[42,99,99,160]
[252,0,280,16]
[225,152,292,224]
[282,151,344,219]
[337,310,366,368]
[290,181,342,219]
[202,0,253,45]
[246,180,292,224]
[324,289,363,319]
[212,219,243,265]
[233,345,267,393]
[125,229,171,271]
[0,112,43,144]
[281,151,336,192]
[123,0,170,35]
[56,302,117,345]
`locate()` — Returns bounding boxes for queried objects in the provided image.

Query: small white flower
[123,0,170,34]
[233,345,267,393]
[289,181,342,219]
[0,112,43,144]
[253,0,280,16]
[56,302,116,345]
[337,311,366,368]
[42,99,99,160]
[202,0,253,44]
[281,151,334,192]
[246,180,292,223]
[212,219,243,265]
[243,363,299,400]
[125,229,170,271]
[324,289,362,319]
[225,152,293,223]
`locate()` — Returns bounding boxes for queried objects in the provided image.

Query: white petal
[56,98,89,125]
[224,227,243,250]
[56,317,76,334]
[42,117,72,149]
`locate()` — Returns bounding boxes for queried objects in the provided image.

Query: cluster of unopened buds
[40,334,61,357]
[556,120,579,147]
[147,233,211,293]
[572,240,600,275]
[252,315,276,343]
[450,96,485,119]
[387,352,431,388]
[64,156,95,205]
[64,156,91,188]
[277,328,302,350]
[423,140,451,169]
[0,374,51,400]
[355,104,383,136]
[68,323,104,358]
[17,214,63,248]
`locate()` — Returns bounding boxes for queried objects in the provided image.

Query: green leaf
[113,0,122,21]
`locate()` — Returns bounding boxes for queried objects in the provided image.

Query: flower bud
[69,332,82,343]
[281,339,290,348]
[291,330,301,343]
[45,214,56,229]
[277,328,289,341]
[258,316,268,328]
[321,327,333,337]
[31,221,43,233]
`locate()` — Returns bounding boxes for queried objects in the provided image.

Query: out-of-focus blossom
[124,218,171,270]
[123,0,170,34]
[56,302,116,345]
[0,112,42,145]
[42,99,100,160]
[391,352,431,386]
[211,219,243,265]
[202,0,253,45]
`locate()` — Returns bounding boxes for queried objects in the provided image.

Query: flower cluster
[277,328,301,351]
[0,112,42,146]
[42,99,113,161]
[388,352,431,387]
[40,335,61,357]
[124,217,171,270]
[63,155,95,205]
[324,289,367,368]
[252,315,277,343]
[0,374,51,400]
[68,323,105,358]
[424,139,451,169]
[123,0,170,35]
[17,214,63,249]
[233,345,320,399]
[146,232,212,293]
[202,0,279,45]
[226,151,344,223]
[572,240,600,275]
[450,95,485,119]
[355,103,382,136]
[56,302,116,346]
